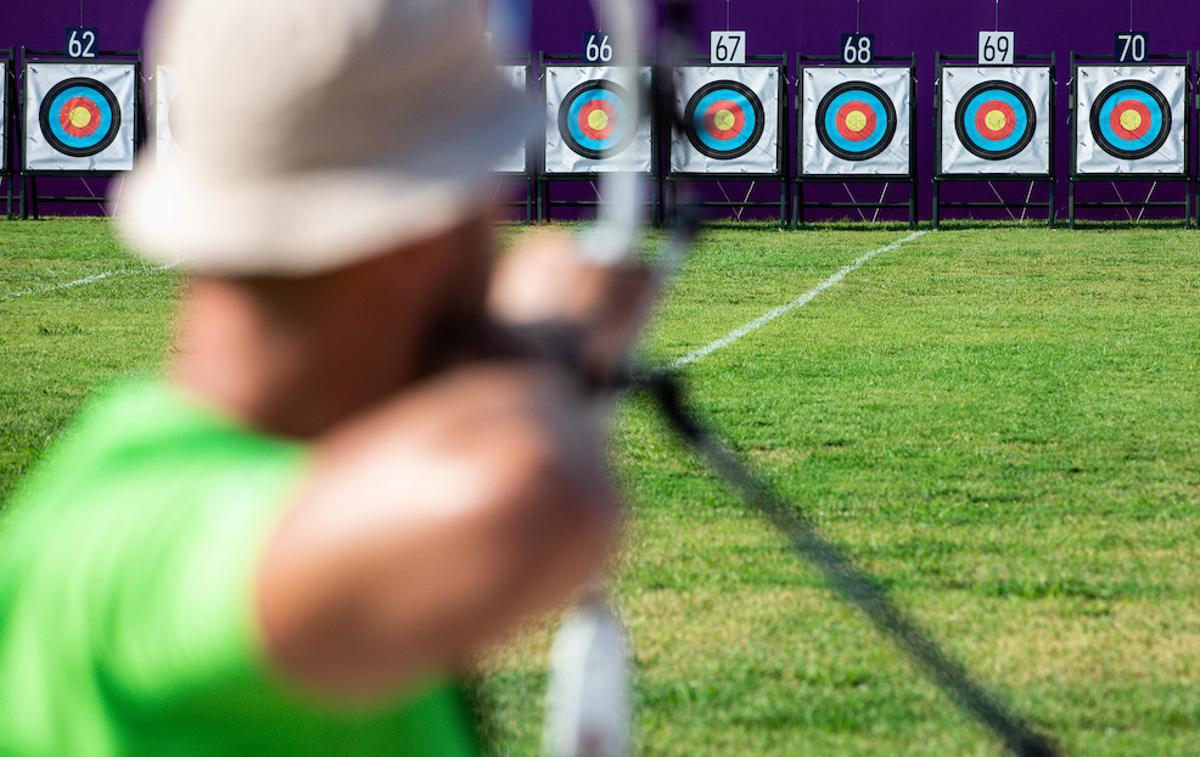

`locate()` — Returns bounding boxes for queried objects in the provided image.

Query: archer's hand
[488,231,659,384]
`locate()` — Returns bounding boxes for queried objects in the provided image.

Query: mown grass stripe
[669,231,927,369]
[0,263,173,302]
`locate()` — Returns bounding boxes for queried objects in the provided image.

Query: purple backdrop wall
[2,0,1196,221]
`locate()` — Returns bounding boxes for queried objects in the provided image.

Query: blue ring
[1096,88,1163,152]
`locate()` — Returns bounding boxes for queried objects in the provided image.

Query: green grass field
[1,219,1198,755]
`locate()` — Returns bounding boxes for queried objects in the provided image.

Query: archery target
[24,62,135,172]
[670,66,780,175]
[940,67,1050,175]
[155,65,179,167]
[544,66,652,174]
[1076,66,1185,175]
[494,66,527,173]
[803,67,911,175]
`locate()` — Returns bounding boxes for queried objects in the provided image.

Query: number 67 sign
[710,31,746,65]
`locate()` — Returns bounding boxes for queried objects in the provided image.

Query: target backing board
[1075,65,1186,175]
[670,66,780,175]
[544,66,652,174]
[939,66,1051,175]
[802,67,912,176]
[494,65,527,174]
[24,62,136,173]
[155,65,178,167]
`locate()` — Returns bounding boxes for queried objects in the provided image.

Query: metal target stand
[794,53,919,229]
[665,54,789,228]
[537,52,662,224]
[1,49,16,220]
[494,53,536,224]
[1194,50,1200,228]
[1068,51,1194,228]
[932,53,1057,228]
[18,47,144,220]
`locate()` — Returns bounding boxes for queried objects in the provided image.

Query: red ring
[703,99,746,140]
[834,101,877,142]
[58,97,102,138]
[578,99,616,140]
[973,100,1017,141]
[1109,99,1152,140]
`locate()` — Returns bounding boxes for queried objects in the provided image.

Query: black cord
[628,371,1057,757]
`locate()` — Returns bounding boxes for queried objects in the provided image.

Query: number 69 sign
[978,31,1014,66]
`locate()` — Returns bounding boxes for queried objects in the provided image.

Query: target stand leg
[1068,179,1076,230]
[931,179,941,230]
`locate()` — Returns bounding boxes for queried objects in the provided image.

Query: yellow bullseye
[69,106,93,129]
[587,109,610,131]
[844,109,868,133]
[1119,109,1143,131]
[984,109,1008,131]
[713,108,736,132]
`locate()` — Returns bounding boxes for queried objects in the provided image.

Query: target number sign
[710,32,746,64]
[583,32,614,64]
[841,34,874,65]
[978,32,1014,66]
[65,27,99,59]
[1115,32,1149,64]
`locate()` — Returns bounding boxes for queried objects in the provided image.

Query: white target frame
[939,66,1052,176]
[544,65,653,175]
[1074,65,1187,176]
[801,66,913,176]
[23,61,137,173]
[0,60,9,173]
[494,65,528,174]
[669,66,782,176]
[155,65,178,167]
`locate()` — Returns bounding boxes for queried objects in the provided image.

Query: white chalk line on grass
[0,263,175,303]
[668,230,928,369]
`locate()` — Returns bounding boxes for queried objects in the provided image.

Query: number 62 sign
[65,27,99,59]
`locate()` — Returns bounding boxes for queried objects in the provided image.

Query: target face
[816,82,896,162]
[684,80,764,160]
[1090,80,1171,160]
[955,81,1036,161]
[558,79,636,160]
[38,77,121,158]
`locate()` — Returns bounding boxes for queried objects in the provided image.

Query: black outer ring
[1089,80,1172,161]
[38,77,122,158]
[683,80,766,160]
[954,81,1038,161]
[814,81,897,162]
[557,79,636,160]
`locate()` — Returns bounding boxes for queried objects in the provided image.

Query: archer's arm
[256,363,619,700]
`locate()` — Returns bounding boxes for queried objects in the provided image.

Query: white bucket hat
[117,0,537,275]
